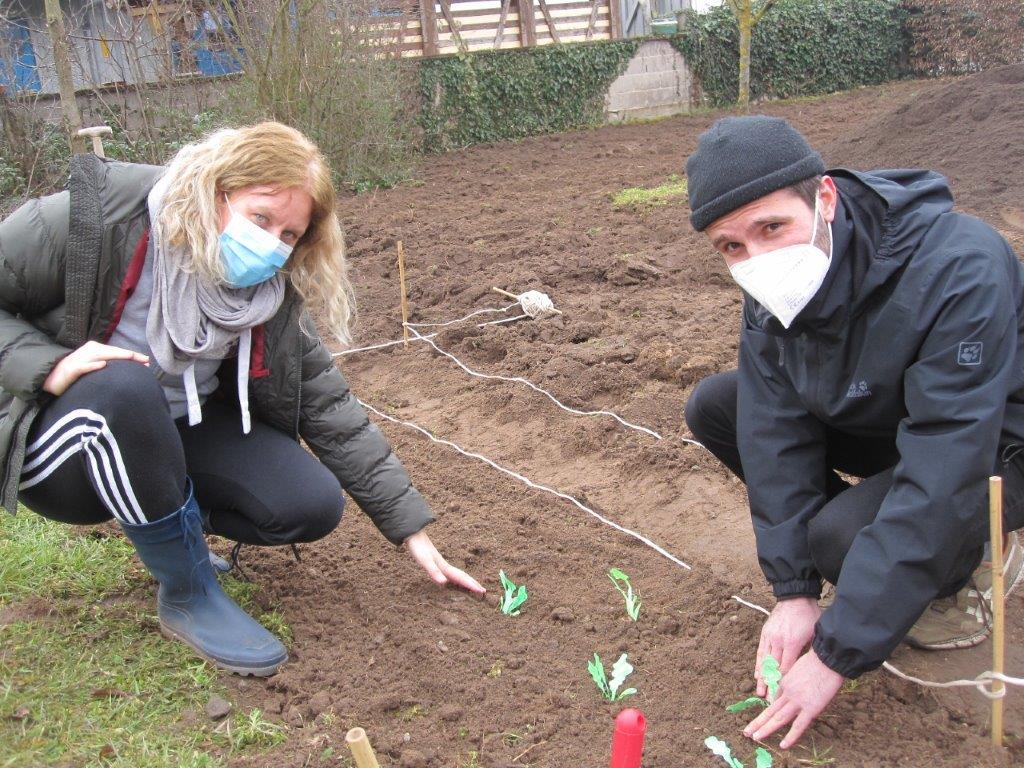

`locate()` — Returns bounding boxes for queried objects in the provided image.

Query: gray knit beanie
[685,115,825,232]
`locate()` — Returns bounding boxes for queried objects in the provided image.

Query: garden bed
[221,68,1024,767]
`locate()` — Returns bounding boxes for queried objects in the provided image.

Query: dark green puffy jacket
[0,154,434,544]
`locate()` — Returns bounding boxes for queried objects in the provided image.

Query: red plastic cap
[614,708,646,735]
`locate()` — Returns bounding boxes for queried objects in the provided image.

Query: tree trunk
[43,0,87,154]
[737,2,752,109]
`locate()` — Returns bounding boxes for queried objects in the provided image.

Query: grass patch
[611,174,689,209]
[0,511,290,767]
[0,511,135,603]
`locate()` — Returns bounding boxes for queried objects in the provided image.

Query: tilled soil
[222,69,1024,767]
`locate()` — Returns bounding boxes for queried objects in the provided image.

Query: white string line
[480,313,531,327]
[406,325,706,447]
[407,302,520,329]
[333,299,706,449]
[333,333,438,357]
[729,596,1021,701]
[358,397,692,571]
[332,303,519,358]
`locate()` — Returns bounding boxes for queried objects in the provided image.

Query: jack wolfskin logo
[958,342,983,366]
[846,381,872,398]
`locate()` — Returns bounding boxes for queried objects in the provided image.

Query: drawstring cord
[224,541,302,580]
[229,541,249,581]
[180,502,209,597]
[1001,443,1024,466]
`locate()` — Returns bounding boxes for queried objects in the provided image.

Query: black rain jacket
[738,168,1024,678]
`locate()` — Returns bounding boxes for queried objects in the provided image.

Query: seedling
[587,652,637,701]
[726,656,781,712]
[498,570,528,616]
[608,568,642,621]
[704,736,772,768]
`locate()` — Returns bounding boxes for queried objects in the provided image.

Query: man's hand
[755,596,820,696]
[405,529,486,595]
[744,649,845,749]
[43,341,149,396]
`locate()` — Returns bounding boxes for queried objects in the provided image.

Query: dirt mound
[824,64,1024,227]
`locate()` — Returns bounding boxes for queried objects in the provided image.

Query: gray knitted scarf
[146,173,285,433]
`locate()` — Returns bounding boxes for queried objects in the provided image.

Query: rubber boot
[120,480,288,676]
[199,508,233,574]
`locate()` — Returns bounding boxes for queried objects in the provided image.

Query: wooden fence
[375,0,623,58]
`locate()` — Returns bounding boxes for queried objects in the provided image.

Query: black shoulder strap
[58,153,104,348]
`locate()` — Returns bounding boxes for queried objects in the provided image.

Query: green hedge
[673,0,905,107]
[418,40,640,153]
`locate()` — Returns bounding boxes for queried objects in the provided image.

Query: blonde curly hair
[157,122,354,344]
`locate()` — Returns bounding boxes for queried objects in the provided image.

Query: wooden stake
[345,727,381,768]
[398,242,410,347]
[492,286,520,301]
[989,475,1005,748]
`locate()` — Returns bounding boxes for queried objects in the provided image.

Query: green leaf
[726,696,767,713]
[608,568,642,621]
[587,653,610,698]
[762,656,781,700]
[626,594,641,621]
[498,570,528,616]
[608,653,634,698]
[615,687,637,700]
[507,585,527,614]
[755,747,773,768]
[704,736,744,768]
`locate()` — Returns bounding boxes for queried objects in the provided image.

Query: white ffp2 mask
[729,195,833,329]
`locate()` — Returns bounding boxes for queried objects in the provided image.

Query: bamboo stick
[989,475,1005,748]
[345,727,381,768]
[398,242,409,347]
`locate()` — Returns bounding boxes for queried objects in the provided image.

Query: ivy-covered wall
[418,40,640,153]
[672,0,905,107]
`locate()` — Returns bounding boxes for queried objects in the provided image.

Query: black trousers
[684,370,1024,594]
[19,360,344,546]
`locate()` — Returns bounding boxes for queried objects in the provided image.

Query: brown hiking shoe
[819,583,836,608]
[905,533,1024,651]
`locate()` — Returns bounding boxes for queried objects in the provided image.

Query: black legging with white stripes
[19,360,344,545]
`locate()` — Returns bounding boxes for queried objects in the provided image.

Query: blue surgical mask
[218,198,293,288]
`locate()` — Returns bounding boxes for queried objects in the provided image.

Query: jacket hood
[747,168,956,336]
[830,168,954,304]
[69,153,163,225]
[832,167,953,264]
[93,156,165,223]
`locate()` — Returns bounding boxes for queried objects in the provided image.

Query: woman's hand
[405,529,486,595]
[43,341,149,396]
